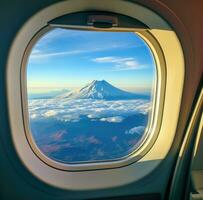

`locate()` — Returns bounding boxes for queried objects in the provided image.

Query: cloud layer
[29,98,151,123]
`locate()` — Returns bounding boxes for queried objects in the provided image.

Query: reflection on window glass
[27,28,156,163]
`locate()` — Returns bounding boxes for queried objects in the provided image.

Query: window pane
[26,28,156,164]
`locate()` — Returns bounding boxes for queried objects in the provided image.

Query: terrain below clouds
[27,80,152,163]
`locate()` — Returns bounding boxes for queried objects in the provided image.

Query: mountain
[58,80,149,100]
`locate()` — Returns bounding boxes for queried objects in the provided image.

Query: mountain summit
[59,80,148,100]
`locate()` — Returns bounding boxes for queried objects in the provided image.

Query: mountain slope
[59,80,149,100]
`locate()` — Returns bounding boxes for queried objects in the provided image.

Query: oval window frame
[21,24,165,171]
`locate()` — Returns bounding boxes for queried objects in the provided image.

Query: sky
[27,28,156,94]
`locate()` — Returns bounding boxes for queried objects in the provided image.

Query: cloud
[93,56,147,71]
[29,44,130,62]
[100,116,124,123]
[34,28,80,49]
[30,49,84,60]
[125,126,145,135]
[29,98,151,123]
[43,110,57,117]
[93,56,133,63]
[29,28,147,65]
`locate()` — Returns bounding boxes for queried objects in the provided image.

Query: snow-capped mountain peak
[59,80,144,100]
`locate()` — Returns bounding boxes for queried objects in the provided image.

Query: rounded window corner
[21,22,165,171]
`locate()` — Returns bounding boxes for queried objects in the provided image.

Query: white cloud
[31,49,42,54]
[29,98,151,123]
[100,116,124,123]
[30,49,84,60]
[43,110,57,117]
[29,44,130,62]
[93,56,133,63]
[92,56,147,71]
[125,126,145,135]
[34,28,80,49]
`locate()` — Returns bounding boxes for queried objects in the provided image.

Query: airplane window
[25,28,156,164]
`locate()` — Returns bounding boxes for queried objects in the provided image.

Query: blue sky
[27,28,156,93]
